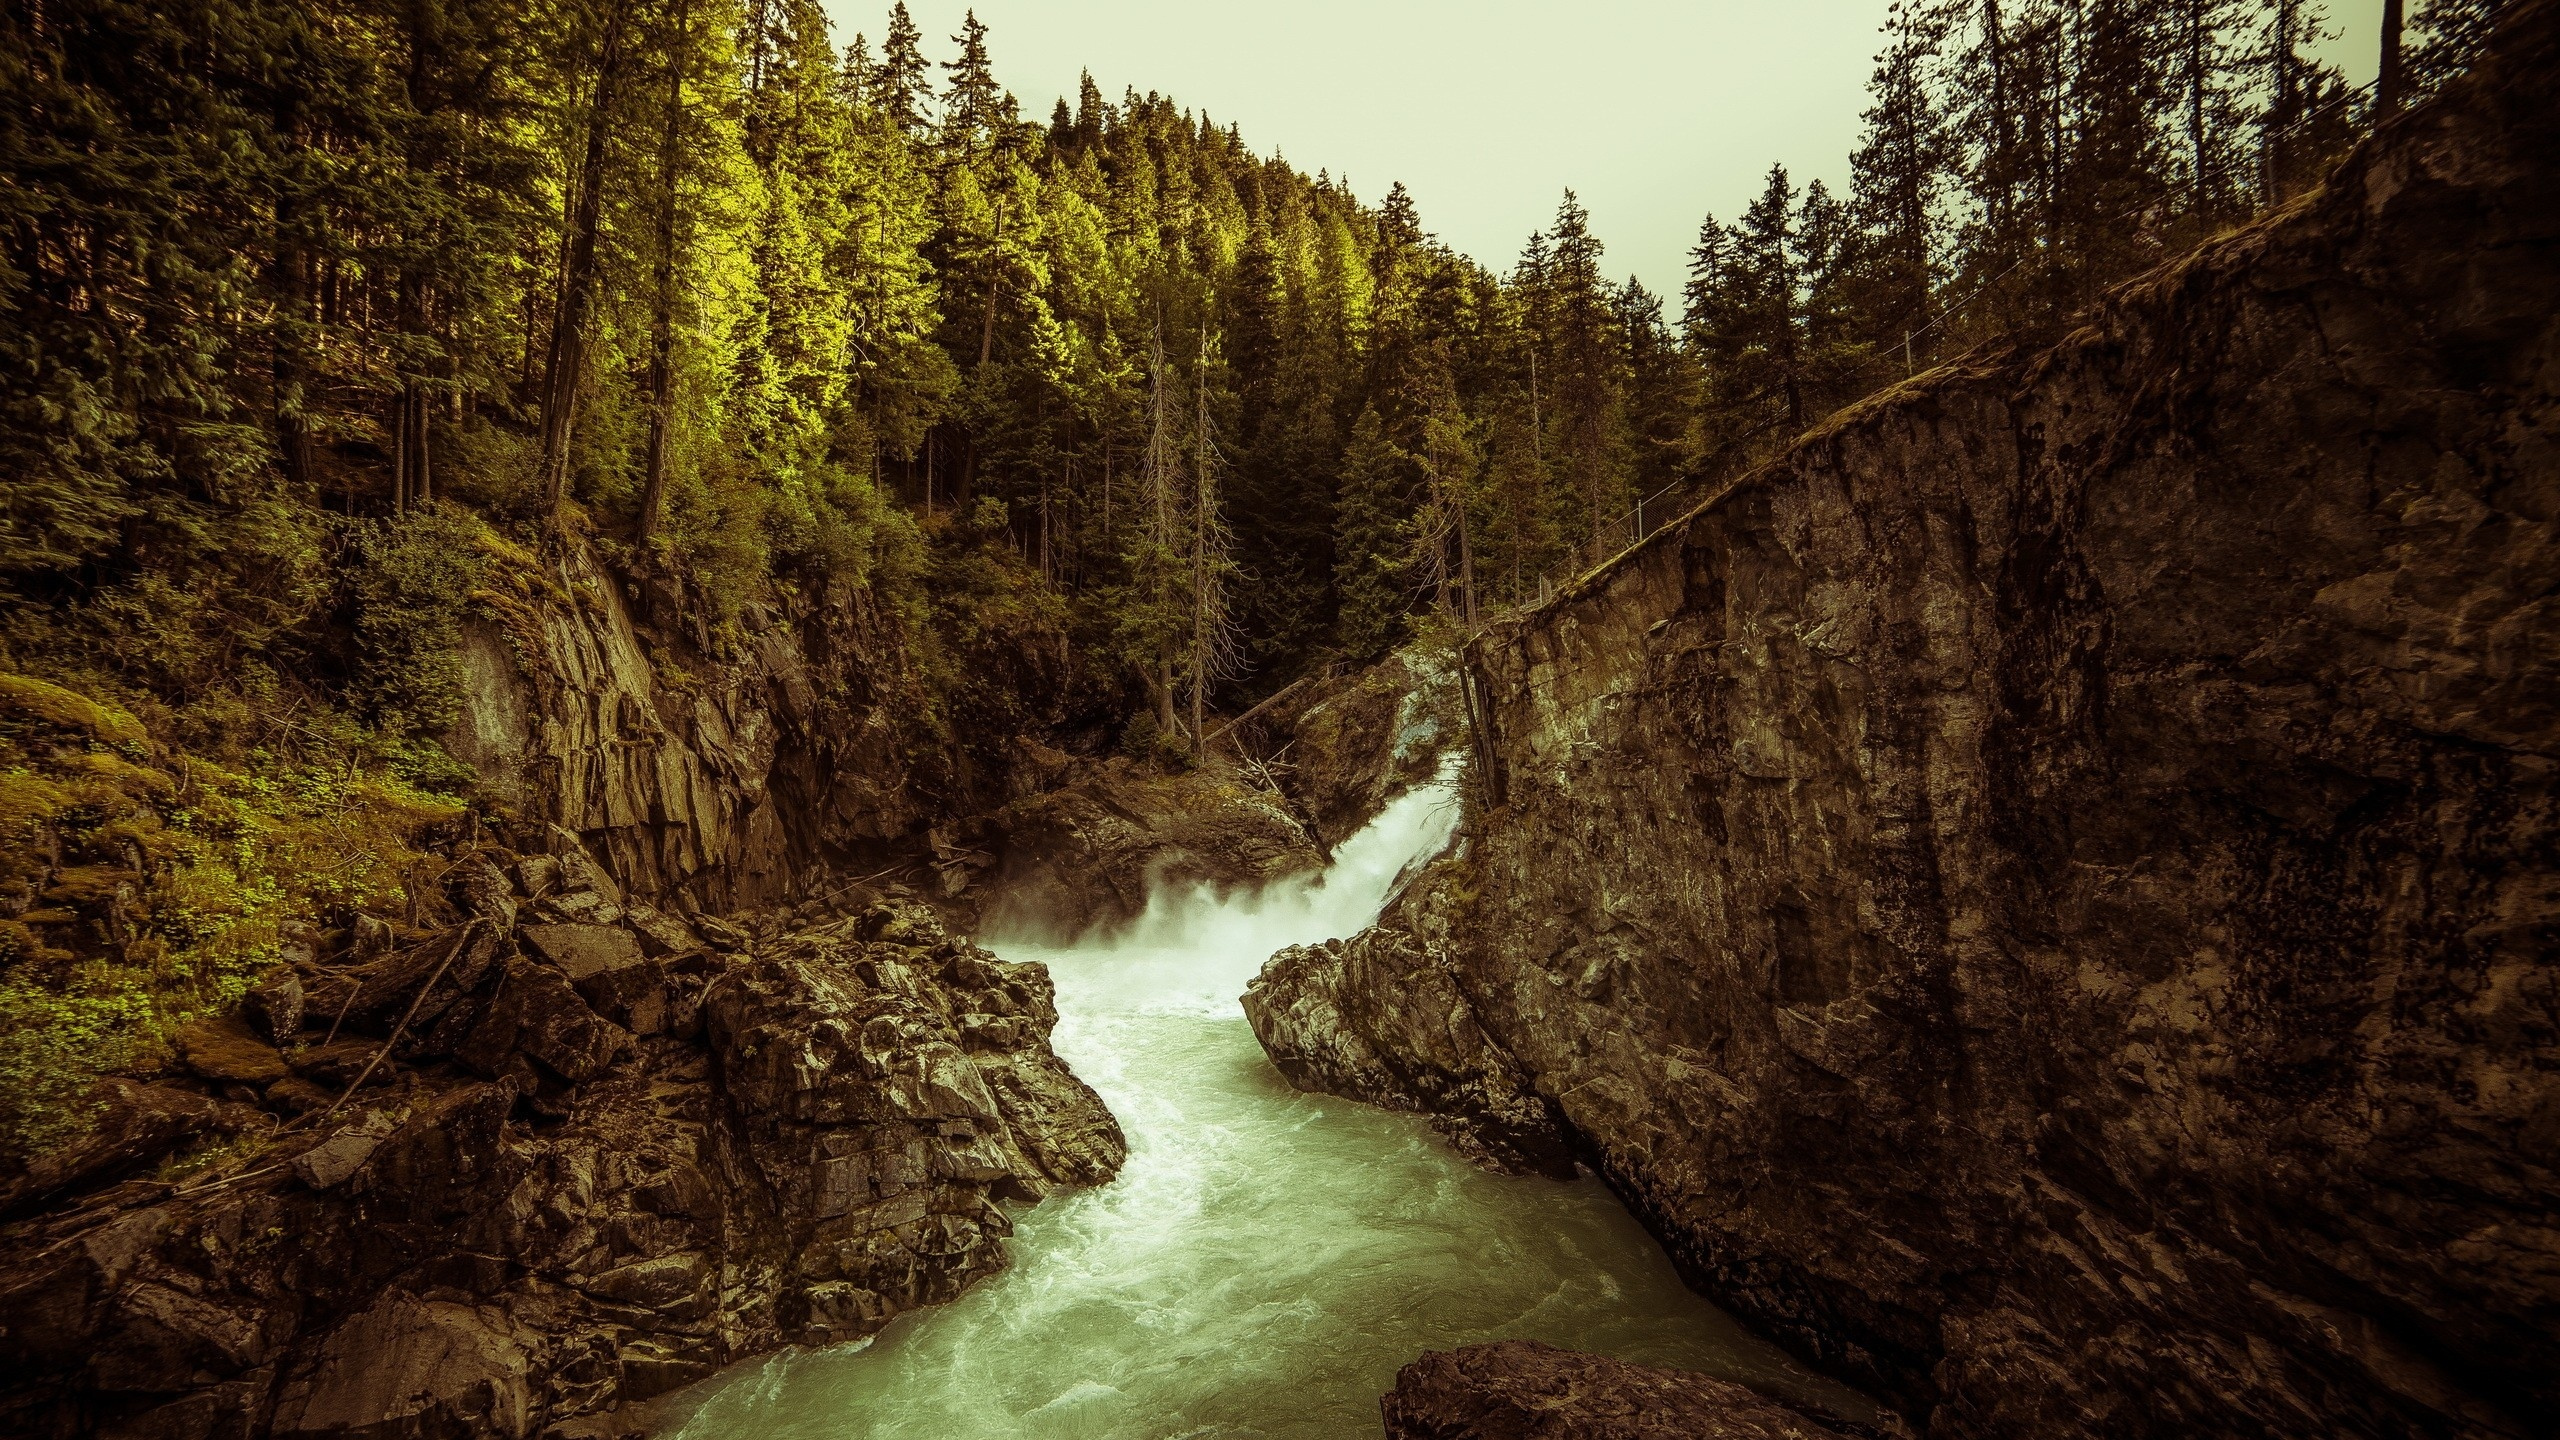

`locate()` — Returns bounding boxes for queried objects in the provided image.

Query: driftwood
[1204,673,1318,751]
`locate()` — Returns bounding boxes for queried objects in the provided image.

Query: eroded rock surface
[446,541,1077,917]
[0,860,1121,1440]
[1260,12,2560,1440]
[1245,856,1573,1178]
[1380,1341,1868,1440]
[1267,648,1465,850]
[983,762,1321,940]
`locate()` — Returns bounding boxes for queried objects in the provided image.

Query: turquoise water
[665,778,1866,1439]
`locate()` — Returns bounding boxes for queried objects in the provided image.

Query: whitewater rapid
[665,773,1865,1438]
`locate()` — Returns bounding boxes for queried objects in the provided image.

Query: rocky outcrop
[1245,855,1573,1178]
[446,541,1068,917]
[1380,1341,1876,1440]
[0,852,1122,1439]
[1259,11,2560,1440]
[1266,648,1466,850]
[981,761,1322,941]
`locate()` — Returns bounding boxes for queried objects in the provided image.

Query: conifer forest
[0,0,2551,1437]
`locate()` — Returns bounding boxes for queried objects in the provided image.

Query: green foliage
[0,672,462,1158]
[351,507,491,736]
[1333,407,1415,662]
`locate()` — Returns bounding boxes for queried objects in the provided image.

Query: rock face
[1258,14,2560,1440]
[982,762,1323,941]
[1268,648,1466,850]
[0,862,1122,1439]
[1380,1342,1865,1440]
[1245,855,1574,1178]
[446,541,1069,916]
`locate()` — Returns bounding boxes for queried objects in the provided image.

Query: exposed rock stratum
[1256,10,2560,1438]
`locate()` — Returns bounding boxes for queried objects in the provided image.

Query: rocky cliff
[1255,9,2560,1439]
[444,539,1072,918]
[0,515,1354,1437]
[0,848,1121,1439]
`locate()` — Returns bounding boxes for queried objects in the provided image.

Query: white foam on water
[664,765,1867,1439]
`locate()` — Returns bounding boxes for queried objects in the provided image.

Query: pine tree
[537,0,640,526]
[1187,332,1242,753]
[1120,321,1191,740]
[941,11,1002,155]
[1541,192,1629,542]
[1333,406,1412,661]
[875,2,931,135]
[2407,0,2509,92]
[1847,2,1953,354]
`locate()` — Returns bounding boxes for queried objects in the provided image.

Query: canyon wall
[443,544,969,916]
[1257,8,2558,1438]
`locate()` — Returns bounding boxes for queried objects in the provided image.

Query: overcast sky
[826,1,2389,301]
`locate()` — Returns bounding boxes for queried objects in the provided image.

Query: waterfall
[665,766,1860,1439]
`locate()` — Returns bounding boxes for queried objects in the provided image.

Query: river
[664,772,1868,1438]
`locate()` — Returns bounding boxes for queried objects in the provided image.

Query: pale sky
[828,1,2389,302]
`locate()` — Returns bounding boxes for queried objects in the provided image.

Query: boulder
[239,971,305,1045]
[444,854,520,928]
[268,1293,533,1440]
[621,903,700,959]
[520,924,665,1035]
[291,1109,401,1191]
[457,957,631,1084]
[576,1253,708,1314]
[173,1015,290,1087]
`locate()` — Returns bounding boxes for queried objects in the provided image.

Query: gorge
[1,1,2554,1438]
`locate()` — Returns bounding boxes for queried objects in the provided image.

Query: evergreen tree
[1847,2,1954,354]
[1332,406,1412,661]
[1540,192,1630,541]
[940,11,1003,155]
[874,1,931,134]
[2407,0,2511,91]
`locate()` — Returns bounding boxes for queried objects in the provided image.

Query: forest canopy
[0,0,2512,728]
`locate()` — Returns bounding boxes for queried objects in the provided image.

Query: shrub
[350,505,491,736]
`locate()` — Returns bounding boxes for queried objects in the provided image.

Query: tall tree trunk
[978,199,1005,367]
[2188,0,2209,208]
[393,273,431,514]
[1189,334,1212,762]
[2378,0,2407,112]
[1456,482,1478,627]
[538,0,634,531]
[637,0,691,547]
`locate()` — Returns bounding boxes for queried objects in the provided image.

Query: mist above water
[665,771,1866,1438]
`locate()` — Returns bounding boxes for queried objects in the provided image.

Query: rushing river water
[666,774,1869,1439]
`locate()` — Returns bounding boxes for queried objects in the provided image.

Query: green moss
[0,726,464,1159]
[0,673,148,748]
